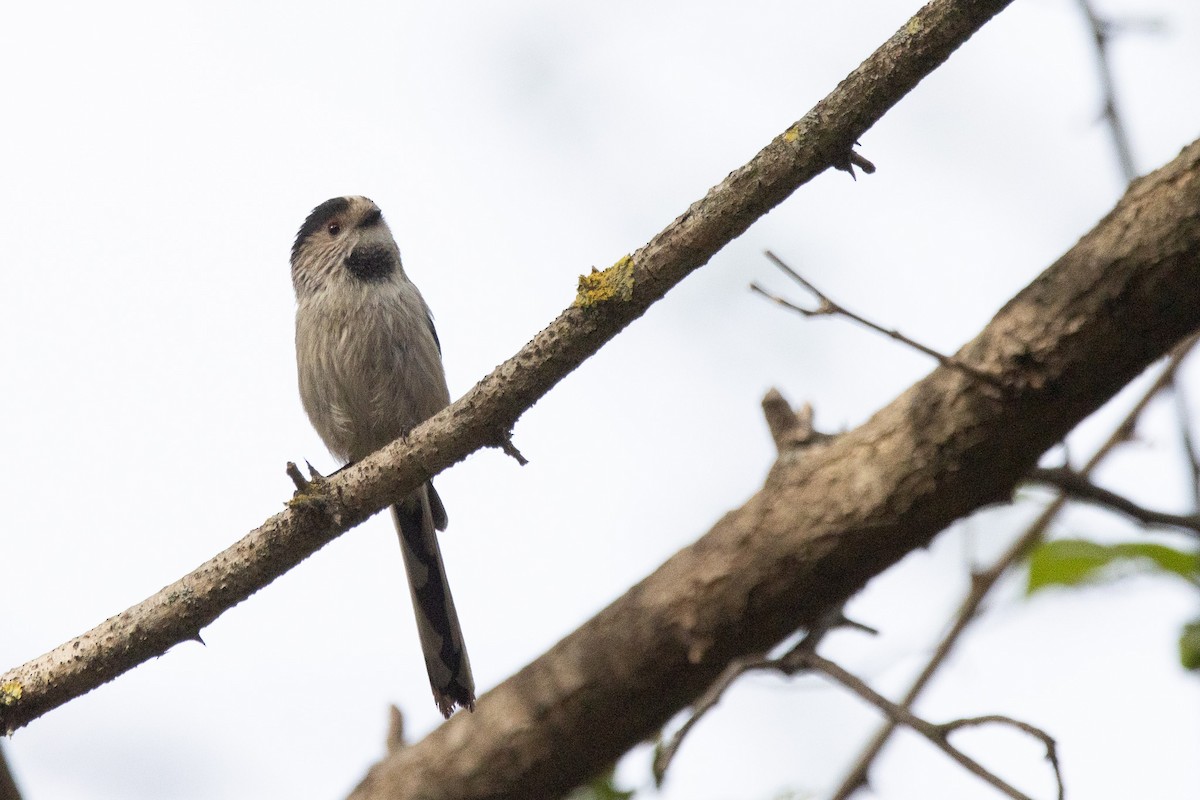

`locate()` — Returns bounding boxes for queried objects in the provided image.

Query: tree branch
[752,251,1005,387]
[1029,465,1200,536]
[660,633,1062,800]
[1076,0,1140,182]
[0,0,1019,737]
[828,335,1200,799]
[1169,378,1200,506]
[346,132,1200,798]
[653,607,873,781]
[801,652,1060,800]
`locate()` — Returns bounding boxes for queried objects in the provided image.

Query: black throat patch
[345,243,397,282]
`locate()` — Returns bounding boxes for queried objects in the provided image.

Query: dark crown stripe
[292,197,351,263]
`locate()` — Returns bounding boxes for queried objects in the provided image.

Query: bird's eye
[328,222,342,236]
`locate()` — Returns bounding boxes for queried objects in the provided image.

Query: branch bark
[829,335,1198,800]
[0,0,1016,736]
[349,138,1200,798]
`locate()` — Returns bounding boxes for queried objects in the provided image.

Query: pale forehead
[343,195,378,215]
[326,195,379,223]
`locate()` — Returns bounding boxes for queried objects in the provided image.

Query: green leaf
[1026,538,1199,595]
[1180,620,1200,671]
[1109,542,1200,579]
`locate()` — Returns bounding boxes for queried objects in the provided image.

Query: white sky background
[2,1,1199,798]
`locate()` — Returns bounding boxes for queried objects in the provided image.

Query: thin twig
[1076,0,1137,182]
[1029,466,1200,537]
[755,251,1005,389]
[797,651,1054,800]
[939,715,1063,800]
[1170,379,1200,508]
[651,653,775,784]
[653,609,872,782]
[496,430,529,466]
[829,333,1200,799]
[285,461,309,493]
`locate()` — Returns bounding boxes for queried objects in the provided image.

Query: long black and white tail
[391,483,475,717]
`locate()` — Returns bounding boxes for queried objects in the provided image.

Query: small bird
[291,196,474,717]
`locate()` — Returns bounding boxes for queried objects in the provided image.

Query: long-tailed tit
[291,196,474,717]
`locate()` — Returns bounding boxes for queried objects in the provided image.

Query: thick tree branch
[0,0,1017,737]
[828,336,1198,800]
[347,133,1200,797]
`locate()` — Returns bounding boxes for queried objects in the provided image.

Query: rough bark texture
[347,141,1200,800]
[0,0,1014,735]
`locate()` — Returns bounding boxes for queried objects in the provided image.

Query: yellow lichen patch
[574,255,635,308]
[286,492,329,514]
[1,680,22,706]
[783,125,800,143]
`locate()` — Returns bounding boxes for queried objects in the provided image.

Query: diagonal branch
[752,251,1004,387]
[801,652,1060,800]
[652,607,875,781]
[0,0,1020,738]
[1029,465,1200,537]
[828,335,1200,800]
[1169,378,1200,506]
[1076,0,1139,182]
[348,136,1200,798]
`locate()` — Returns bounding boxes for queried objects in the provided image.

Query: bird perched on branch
[291,195,474,717]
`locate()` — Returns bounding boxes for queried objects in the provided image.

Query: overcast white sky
[2,1,1199,799]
